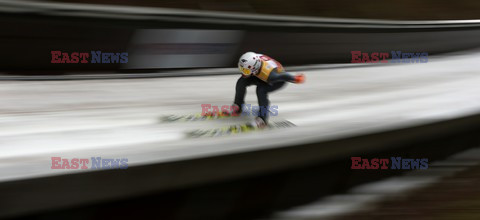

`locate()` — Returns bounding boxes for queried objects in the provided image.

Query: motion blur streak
[127,29,243,69]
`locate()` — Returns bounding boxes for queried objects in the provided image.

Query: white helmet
[238,52,262,77]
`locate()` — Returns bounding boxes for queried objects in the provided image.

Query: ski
[186,120,296,138]
[159,112,237,122]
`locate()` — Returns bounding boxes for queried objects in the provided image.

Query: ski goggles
[238,65,252,76]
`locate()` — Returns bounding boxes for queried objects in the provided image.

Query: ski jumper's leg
[256,84,269,122]
[256,81,286,122]
[234,76,255,108]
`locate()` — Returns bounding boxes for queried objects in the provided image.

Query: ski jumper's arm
[267,69,296,83]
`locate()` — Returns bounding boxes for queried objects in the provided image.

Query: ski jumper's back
[255,54,285,82]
